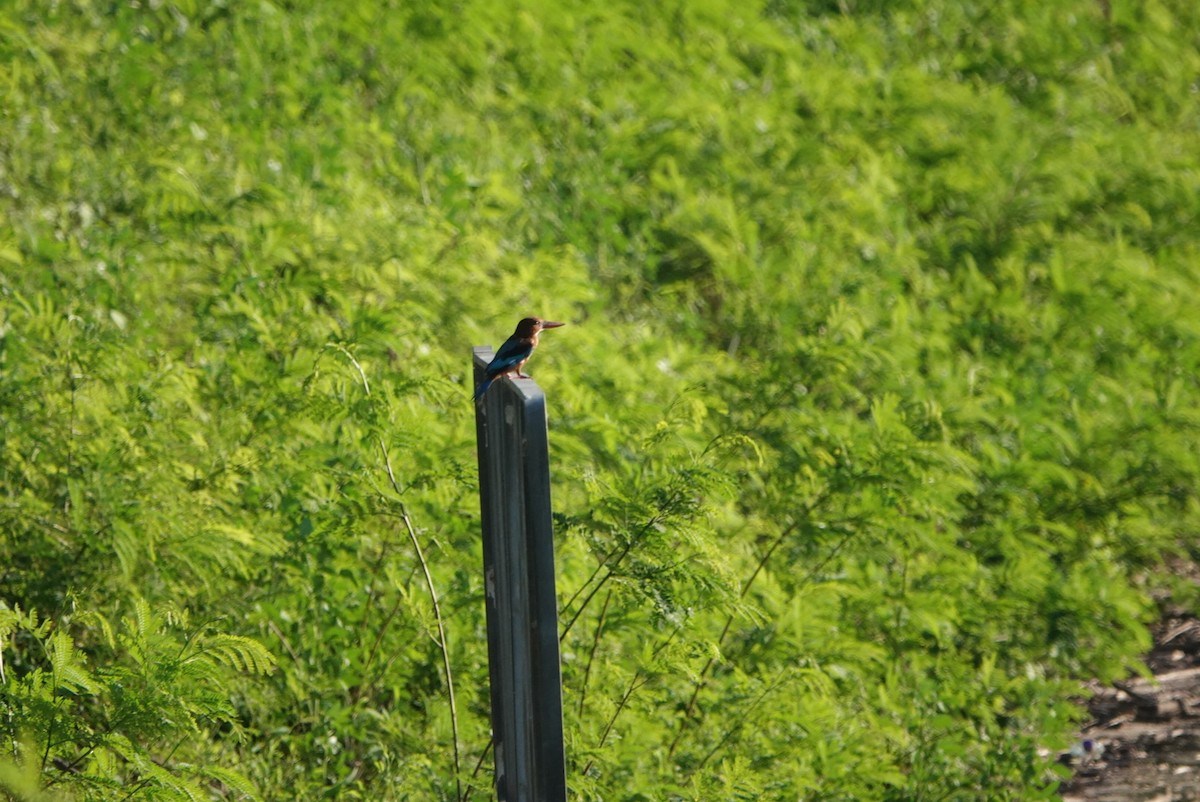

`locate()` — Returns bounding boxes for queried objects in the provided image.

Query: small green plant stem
[380,440,463,802]
[666,516,801,758]
[577,588,614,718]
[335,344,462,801]
[582,671,649,778]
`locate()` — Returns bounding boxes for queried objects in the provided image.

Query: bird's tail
[473,377,494,401]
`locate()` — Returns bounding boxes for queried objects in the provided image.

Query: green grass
[2,0,1199,799]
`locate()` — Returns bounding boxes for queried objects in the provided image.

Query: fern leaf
[191,634,277,675]
[196,764,263,802]
[47,630,99,695]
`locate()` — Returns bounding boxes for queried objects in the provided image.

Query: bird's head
[516,317,565,337]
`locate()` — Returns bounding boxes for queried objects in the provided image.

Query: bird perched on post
[474,317,565,401]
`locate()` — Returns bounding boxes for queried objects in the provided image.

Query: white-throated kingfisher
[474,317,565,401]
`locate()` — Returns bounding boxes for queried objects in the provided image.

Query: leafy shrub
[2,0,1198,799]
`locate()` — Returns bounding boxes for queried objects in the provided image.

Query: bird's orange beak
[540,321,565,329]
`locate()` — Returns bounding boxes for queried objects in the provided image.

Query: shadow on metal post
[472,347,567,802]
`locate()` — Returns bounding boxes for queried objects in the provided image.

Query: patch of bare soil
[1061,611,1200,802]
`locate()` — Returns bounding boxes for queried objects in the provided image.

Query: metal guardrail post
[472,347,567,802]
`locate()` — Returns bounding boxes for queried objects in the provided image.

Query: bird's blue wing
[484,336,533,378]
[472,376,494,401]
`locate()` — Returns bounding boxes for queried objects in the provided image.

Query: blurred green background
[2,0,1198,799]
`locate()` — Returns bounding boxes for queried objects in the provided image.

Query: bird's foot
[516,372,530,379]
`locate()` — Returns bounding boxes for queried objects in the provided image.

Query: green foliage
[1,599,270,800]
[2,0,1199,799]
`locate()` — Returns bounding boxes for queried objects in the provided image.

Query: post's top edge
[501,376,547,404]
